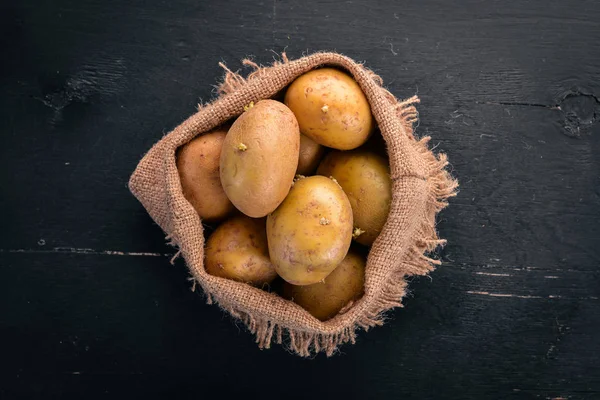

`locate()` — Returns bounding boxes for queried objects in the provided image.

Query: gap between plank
[0,247,170,257]
[466,291,598,301]
[475,100,561,110]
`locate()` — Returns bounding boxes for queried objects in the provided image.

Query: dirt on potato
[176,129,235,222]
[281,249,366,321]
[267,175,353,286]
[205,215,277,287]
[284,68,374,150]
[220,100,300,218]
[296,133,326,175]
[317,149,392,246]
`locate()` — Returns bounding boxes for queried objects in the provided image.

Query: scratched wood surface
[1,0,599,399]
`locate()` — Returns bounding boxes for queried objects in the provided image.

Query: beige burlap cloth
[129,52,458,357]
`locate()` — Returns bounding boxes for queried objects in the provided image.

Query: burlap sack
[129,52,457,357]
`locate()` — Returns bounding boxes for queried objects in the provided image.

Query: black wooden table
[2,1,599,399]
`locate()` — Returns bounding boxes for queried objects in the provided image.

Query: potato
[205,215,277,287]
[297,134,325,175]
[220,100,300,218]
[176,129,235,222]
[281,249,365,321]
[267,175,353,285]
[284,68,375,150]
[317,150,391,246]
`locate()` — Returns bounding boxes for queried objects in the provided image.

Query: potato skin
[267,175,353,286]
[176,129,235,222]
[220,100,300,218]
[284,68,375,150]
[296,134,326,175]
[205,215,277,287]
[317,150,392,246]
[282,250,365,321]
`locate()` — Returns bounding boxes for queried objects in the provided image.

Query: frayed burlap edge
[129,52,458,357]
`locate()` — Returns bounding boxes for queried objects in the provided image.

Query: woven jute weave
[129,52,458,357]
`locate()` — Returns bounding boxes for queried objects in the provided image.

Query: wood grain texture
[1,0,599,398]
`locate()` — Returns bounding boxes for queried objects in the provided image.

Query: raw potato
[284,68,375,150]
[317,150,392,246]
[176,129,235,222]
[205,215,277,286]
[297,134,325,175]
[282,249,365,321]
[267,175,353,286]
[220,100,300,218]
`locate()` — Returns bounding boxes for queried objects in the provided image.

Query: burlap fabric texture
[129,52,458,357]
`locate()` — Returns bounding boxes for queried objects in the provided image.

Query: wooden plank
[0,0,277,251]
[1,252,598,399]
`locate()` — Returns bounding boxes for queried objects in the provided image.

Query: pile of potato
[176,68,392,321]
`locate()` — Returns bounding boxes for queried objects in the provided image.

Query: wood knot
[558,91,599,137]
